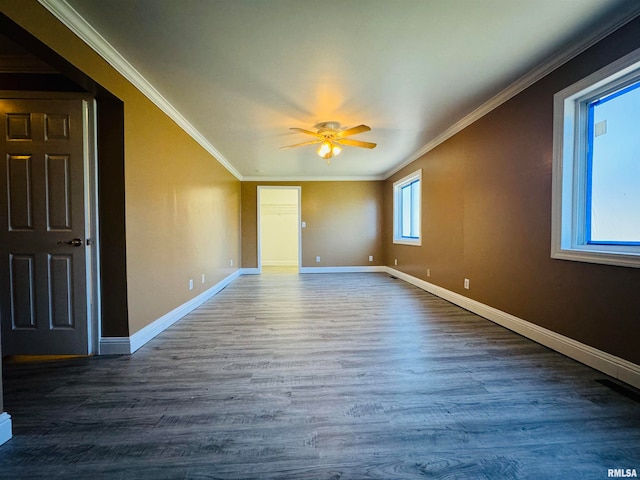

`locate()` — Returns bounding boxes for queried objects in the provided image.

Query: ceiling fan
[280,121,377,163]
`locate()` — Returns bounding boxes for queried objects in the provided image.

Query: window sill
[551,247,640,269]
[393,238,422,247]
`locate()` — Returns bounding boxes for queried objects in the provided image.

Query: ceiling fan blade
[279,139,322,150]
[336,124,371,138]
[290,127,322,137]
[334,138,377,149]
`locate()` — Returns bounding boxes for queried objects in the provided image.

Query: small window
[393,169,421,246]
[552,47,640,268]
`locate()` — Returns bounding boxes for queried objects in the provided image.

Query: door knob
[57,238,83,247]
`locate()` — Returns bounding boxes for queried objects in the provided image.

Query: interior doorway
[258,186,301,273]
[0,93,100,355]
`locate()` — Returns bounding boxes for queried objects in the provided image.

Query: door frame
[0,91,101,355]
[257,186,302,273]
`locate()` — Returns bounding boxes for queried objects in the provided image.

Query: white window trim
[393,169,422,246]
[551,47,640,269]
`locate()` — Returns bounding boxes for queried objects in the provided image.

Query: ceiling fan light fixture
[317,140,332,157]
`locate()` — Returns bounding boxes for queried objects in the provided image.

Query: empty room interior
[1,1,640,478]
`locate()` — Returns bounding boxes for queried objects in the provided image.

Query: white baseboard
[299,266,386,274]
[385,267,640,390]
[240,268,260,275]
[245,265,385,274]
[99,270,241,355]
[0,412,12,446]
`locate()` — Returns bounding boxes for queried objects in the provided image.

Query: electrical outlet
[201,274,205,284]
[427,269,430,277]
[189,279,194,290]
[464,278,470,289]
[394,259,398,266]
[316,256,321,263]
[368,255,373,262]
[230,259,234,267]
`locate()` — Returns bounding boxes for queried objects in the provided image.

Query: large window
[552,47,640,268]
[393,169,421,246]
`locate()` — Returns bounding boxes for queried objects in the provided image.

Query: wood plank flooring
[1,272,639,479]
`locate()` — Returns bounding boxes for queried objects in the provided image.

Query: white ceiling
[48,0,640,180]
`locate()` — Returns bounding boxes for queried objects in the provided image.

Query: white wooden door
[0,98,90,355]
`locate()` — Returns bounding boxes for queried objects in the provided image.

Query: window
[552,47,640,268]
[393,169,421,245]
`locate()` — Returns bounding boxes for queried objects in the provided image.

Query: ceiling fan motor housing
[315,121,341,137]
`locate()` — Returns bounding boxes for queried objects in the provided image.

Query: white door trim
[82,98,101,355]
[0,412,11,447]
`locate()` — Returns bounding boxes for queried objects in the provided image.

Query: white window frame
[551,47,640,269]
[393,169,422,246]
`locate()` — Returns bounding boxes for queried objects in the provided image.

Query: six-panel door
[0,98,89,355]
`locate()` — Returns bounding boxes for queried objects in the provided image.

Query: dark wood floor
[1,272,639,479]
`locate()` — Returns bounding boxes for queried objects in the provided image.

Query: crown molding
[37,0,640,183]
[384,5,640,180]
[241,175,385,182]
[37,0,242,180]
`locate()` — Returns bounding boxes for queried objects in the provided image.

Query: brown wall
[242,181,383,268]
[385,17,640,365]
[0,1,241,336]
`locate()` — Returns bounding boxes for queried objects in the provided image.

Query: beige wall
[243,181,383,268]
[0,1,241,335]
[385,17,640,365]
[123,103,240,333]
